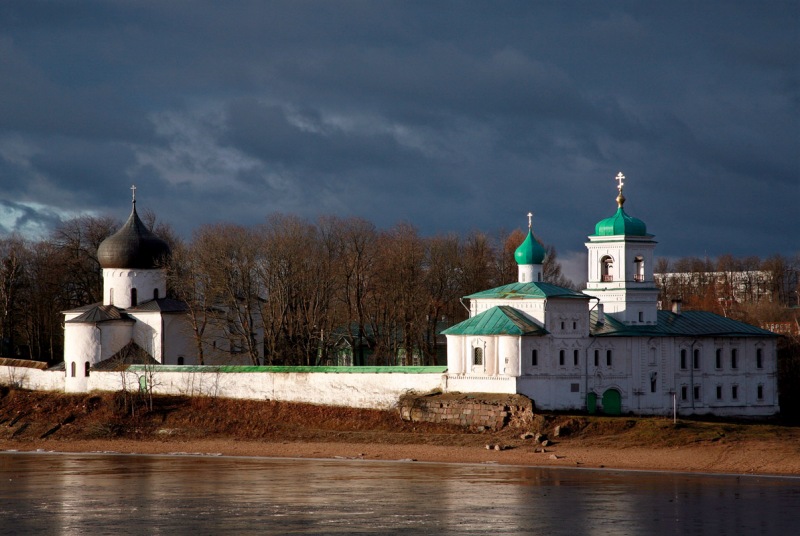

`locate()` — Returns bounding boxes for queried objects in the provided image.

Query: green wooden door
[586,392,597,414]
[602,389,621,415]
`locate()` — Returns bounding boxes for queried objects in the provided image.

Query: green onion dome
[514,229,546,265]
[594,206,647,236]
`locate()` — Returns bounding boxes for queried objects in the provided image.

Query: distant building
[443,173,778,417]
[654,270,774,307]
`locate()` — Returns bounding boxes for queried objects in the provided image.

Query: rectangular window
[559,350,565,366]
[594,350,599,367]
[715,349,722,369]
[693,349,700,370]
[757,385,764,399]
[756,349,763,369]
[573,349,579,366]
[638,311,644,322]
[570,383,579,393]
[606,350,612,367]
[531,349,538,366]
[732,385,738,400]
[560,321,565,330]
[716,385,722,400]
[681,386,687,401]
[573,321,577,330]
[680,349,687,370]
[693,385,700,401]
[731,349,738,369]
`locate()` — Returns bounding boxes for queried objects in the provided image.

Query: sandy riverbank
[3,436,799,476]
[2,389,799,476]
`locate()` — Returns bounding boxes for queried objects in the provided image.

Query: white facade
[584,234,659,325]
[104,268,166,309]
[443,177,779,417]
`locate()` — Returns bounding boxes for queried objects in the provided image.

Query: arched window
[84,362,90,377]
[70,362,76,378]
[600,255,614,282]
[531,349,538,366]
[634,256,645,282]
[559,350,565,366]
[109,288,114,305]
[154,288,160,300]
[756,348,763,368]
[473,347,483,366]
[131,288,138,307]
[177,356,185,365]
[693,348,700,369]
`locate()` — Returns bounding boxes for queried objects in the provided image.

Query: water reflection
[0,452,798,535]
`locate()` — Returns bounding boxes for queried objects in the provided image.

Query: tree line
[654,254,800,327]
[0,213,572,366]
[2,211,796,368]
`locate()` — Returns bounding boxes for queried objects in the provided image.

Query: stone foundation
[398,392,534,430]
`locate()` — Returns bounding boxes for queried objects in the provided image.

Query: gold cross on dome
[615,172,625,192]
[131,184,137,203]
[527,212,533,229]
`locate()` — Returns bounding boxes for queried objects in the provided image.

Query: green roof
[594,207,648,236]
[465,282,589,300]
[514,229,546,265]
[441,305,548,336]
[126,365,447,374]
[590,310,778,337]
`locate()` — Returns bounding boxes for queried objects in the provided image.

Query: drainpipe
[689,339,697,411]
[585,298,601,411]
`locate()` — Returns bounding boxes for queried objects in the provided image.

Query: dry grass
[0,387,796,451]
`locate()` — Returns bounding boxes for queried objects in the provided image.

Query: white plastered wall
[104,269,166,308]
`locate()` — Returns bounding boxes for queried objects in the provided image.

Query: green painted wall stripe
[126,365,448,374]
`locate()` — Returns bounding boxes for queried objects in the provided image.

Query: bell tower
[584,173,659,325]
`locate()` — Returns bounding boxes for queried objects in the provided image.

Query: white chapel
[62,189,193,392]
[443,173,779,417]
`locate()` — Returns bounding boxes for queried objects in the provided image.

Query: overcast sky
[1,1,797,282]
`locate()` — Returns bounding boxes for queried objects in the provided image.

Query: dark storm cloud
[0,1,796,270]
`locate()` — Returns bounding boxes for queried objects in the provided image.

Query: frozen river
[0,452,798,535]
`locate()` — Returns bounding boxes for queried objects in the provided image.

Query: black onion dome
[97,204,171,269]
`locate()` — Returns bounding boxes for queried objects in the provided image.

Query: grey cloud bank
[0,1,797,274]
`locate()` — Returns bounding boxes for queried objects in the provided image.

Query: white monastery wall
[0,366,65,392]
[0,367,446,411]
[444,374,516,395]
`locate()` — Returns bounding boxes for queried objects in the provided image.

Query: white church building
[62,191,195,392]
[443,173,779,417]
